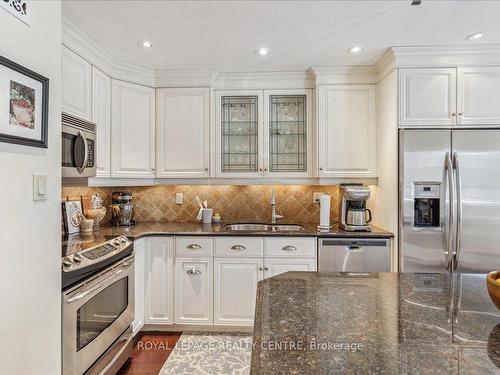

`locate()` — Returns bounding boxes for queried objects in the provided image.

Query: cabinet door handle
[282,245,297,252]
[259,267,263,271]
[264,267,269,271]
[452,113,457,117]
[319,167,323,171]
[204,168,208,171]
[187,244,202,249]
[186,268,201,275]
[458,112,463,116]
[264,168,268,172]
[230,245,246,251]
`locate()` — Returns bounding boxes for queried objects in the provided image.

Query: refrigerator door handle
[453,152,463,270]
[445,152,455,270]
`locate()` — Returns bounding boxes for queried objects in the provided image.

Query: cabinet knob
[259,267,263,271]
[264,168,268,172]
[259,168,263,172]
[151,167,155,171]
[264,267,269,271]
[204,168,209,171]
[458,112,463,116]
[452,113,457,117]
[186,268,201,275]
[319,167,323,171]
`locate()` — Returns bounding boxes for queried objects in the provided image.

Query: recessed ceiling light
[255,47,271,56]
[466,32,489,41]
[347,45,364,54]
[140,40,153,48]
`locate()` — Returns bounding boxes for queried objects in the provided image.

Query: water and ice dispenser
[413,182,441,228]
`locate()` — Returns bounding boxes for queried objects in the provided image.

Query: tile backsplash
[61,185,339,224]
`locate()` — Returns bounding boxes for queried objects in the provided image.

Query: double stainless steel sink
[224,223,305,232]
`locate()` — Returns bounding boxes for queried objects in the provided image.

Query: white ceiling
[62,0,500,72]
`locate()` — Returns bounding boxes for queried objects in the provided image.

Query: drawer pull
[230,245,246,251]
[187,244,202,249]
[186,268,201,275]
[282,245,297,251]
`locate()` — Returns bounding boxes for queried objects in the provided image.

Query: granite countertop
[62,221,393,254]
[251,272,500,374]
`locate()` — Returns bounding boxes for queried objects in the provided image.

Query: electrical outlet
[175,192,183,204]
[313,192,324,204]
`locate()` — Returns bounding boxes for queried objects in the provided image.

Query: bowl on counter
[486,271,500,310]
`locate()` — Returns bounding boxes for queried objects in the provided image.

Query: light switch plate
[33,174,47,201]
[176,192,183,204]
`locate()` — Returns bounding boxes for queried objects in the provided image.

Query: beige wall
[0,1,62,374]
[373,70,399,270]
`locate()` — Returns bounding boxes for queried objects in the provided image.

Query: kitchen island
[251,272,500,374]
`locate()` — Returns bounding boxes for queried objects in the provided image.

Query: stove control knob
[120,237,128,244]
[62,257,73,267]
[113,239,121,246]
[73,253,83,263]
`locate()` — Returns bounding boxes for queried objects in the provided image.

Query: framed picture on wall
[0,55,49,148]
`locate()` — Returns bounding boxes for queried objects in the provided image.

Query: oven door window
[76,277,128,352]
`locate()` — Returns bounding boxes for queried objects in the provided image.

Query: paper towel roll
[319,194,331,229]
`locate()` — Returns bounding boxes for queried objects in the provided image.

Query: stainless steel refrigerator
[400,129,500,273]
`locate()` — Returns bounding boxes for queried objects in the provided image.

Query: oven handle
[76,130,89,174]
[67,260,133,303]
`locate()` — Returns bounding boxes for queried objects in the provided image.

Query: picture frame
[0,55,49,148]
[62,200,83,235]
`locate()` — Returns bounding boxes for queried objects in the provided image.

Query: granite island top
[62,221,393,254]
[251,272,500,375]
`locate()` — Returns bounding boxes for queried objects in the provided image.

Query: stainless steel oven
[62,254,134,375]
[62,112,96,178]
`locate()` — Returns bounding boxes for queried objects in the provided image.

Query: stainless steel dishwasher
[318,238,391,272]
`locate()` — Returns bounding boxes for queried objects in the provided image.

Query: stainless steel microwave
[62,113,96,178]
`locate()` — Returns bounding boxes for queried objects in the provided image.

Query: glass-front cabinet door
[216,91,264,178]
[215,89,312,178]
[264,89,313,178]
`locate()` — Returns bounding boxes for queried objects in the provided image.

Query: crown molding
[374,48,396,82]
[311,66,378,85]
[213,70,315,90]
[155,69,218,87]
[389,45,500,68]
[62,16,156,86]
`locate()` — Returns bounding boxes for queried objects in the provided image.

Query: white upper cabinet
[156,88,210,178]
[144,237,174,324]
[263,89,314,178]
[111,80,155,178]
[62,46,92,120]
[91,67,111,177]
[215,90,264,178]
[399,68,457,127]
[457,67,500,125]
[318,85,377,178]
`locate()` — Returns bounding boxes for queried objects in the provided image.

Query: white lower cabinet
[144,237,174,324]
[265,258,317,278]
[133,238,146,336]
[174,258,213,324]
[137,235,317,330]
[214,258,263,326]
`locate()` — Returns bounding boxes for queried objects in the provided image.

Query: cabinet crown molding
[213,71,315,89]
[375,45,500,74]
[311,66,378,85]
